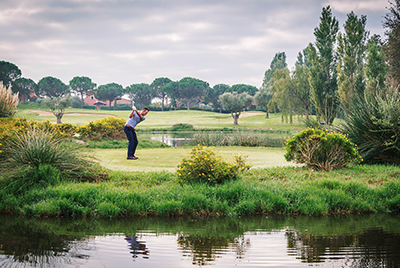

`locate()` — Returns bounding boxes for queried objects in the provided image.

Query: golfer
[124,107,149,160]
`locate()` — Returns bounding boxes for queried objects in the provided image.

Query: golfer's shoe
[127,156,138,160]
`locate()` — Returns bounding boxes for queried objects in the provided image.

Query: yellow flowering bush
[284,128,362,171]
[0,118,77,160]
[177,145,251,185]
[77,116,126,140]
[0,118,75,139]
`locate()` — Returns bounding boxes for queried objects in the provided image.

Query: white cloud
[326,0,387,13]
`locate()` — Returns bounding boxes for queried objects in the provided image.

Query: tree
[11,78,38,103]
[163,81,180,109]
[337,11,368,109]
[0,61,21,88]
[151,77,172,111]
[94,83,124,110]
[206,84,230,112]
[37,77,69,99]
[268,68,297,124]
[125,83,152,109]
[177,77,209,110]
[219,92,253,125]
[293,50,313,119]
[229,84,258,96]
[254,87,272,118]
[43,96,72,124]
[296,48,312,67]
[260,52,287,91]
[69,76,96,108]
[383,0,400,86]
[307,6,340,125]
[365,35,387,96]
[265,52,313,123]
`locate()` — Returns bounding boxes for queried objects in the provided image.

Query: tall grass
[0,83,19,118]
[191,131,284,147]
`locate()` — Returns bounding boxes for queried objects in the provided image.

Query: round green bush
[284,128,362,171]
[177,146,251,184]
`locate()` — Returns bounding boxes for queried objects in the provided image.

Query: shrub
[0,118,76,147]
[1,124,108,187]
[77,116,126,140]
[170,123,195,131]
[0,83,19,118]
[177,146,251,185]
[341,88,400,164]
[284,128,362,171]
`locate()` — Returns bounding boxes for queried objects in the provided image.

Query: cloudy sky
[1,0,390,88]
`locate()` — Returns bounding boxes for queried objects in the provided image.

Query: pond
[138,131,290,147]
[1,214,399,267]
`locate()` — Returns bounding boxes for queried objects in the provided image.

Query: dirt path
[239,112,264,118]
[222,111,265,119]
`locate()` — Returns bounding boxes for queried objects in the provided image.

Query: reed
[190,131,281,147]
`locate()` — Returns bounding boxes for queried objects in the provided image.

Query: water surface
[1,214,399,267]
[139,131,289,147]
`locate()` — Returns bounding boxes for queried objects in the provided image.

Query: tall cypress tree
[383,0,400,86]
[337,12,368,109]
[307,6,340,125]
[260,52,287,91]
[365,35,387,96]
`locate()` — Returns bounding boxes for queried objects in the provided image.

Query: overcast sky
[1,0,390,88]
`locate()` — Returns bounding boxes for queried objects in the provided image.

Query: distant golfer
[124,106,149,160]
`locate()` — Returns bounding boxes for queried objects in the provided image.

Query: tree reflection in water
[1,214,400,267]
[0,218,93,267]
[286,227,400,268]
[124,235,149,260]
[177,234,250,266]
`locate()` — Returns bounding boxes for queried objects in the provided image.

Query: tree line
[259,2,399,127]
[1,2,399,127]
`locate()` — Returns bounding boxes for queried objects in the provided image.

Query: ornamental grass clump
[341,88,400,164]
[1,124,107,192]
[177,145,251,185]
[0,83,19,118]
[285,128,362,171]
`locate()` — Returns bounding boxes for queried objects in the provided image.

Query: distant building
[84,94,131,107]
[19,91,38,102]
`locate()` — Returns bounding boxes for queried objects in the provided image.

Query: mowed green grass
[16,107,307,131]
[85,146,298,172]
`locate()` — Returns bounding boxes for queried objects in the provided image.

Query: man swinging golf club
[124,104,150,160]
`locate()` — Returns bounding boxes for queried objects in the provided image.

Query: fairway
[86,146,299,172]
[16,107,308,131]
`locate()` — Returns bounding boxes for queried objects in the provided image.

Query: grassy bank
[1,164,399,218]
